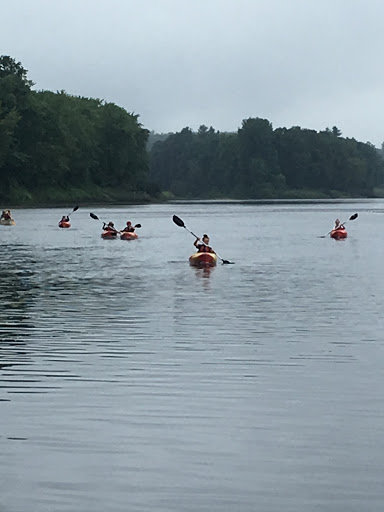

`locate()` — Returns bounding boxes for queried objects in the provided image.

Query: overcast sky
[2,0,384,146]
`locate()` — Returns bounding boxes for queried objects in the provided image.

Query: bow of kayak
[120,231,138,240]
[189,252,218,267]
[0,218,15,226]
[59,221,71,228]
[330,228,347,239]
[101,230,118,239]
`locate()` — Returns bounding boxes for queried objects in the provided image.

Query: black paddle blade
[73,205,79,212]
[222,259,234,265]
[350,213,358,221]
[90,213,99,220]
[173,215,185,228]
[134,224,141,228]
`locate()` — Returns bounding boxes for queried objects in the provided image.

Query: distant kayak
[58,221,71,228]
[0,218,15,226]
[120,231,138,240]
[101,230,118,239]
[189,252,218,267]
[330,228,347,240]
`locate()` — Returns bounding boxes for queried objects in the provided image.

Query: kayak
[0,218,15,226]
[58,221,71,228]
[330,228,347,240]
[189,252,218,267]
[120,231,138,240]
[101,230,118,239]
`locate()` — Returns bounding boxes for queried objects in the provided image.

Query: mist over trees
[149,119,384,199]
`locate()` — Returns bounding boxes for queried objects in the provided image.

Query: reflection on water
[1,202,384,512]
[0,246,37,380]
[192,265,215,279]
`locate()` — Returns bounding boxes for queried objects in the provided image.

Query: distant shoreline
[2,185,383,209]
[2,195,382,210]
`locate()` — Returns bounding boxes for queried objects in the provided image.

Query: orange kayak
[101,230,118,239]
[189,252,218,267]
[120,231,138,240]
[58,221,71,228]
[0,218,15,226]
[330,228,347,239]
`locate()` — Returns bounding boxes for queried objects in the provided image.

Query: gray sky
[2,0,384,146]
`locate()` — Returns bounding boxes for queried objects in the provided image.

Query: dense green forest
[1,54,384,205]
[149,121,384,199]
[0,56,156,205]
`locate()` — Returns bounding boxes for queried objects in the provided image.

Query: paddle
[90,212,117,232]
[172,215,234,264]
[120,223,141,232]
[319,213,358,238]
[90,212,106,223]
[128,224,141,229]
[67,205,79,217]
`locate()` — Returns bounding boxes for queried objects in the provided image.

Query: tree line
[0,55,156,205]
[149,120,384,199]
[2,55,384,205]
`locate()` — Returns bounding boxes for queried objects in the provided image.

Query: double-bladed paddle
[319,213,358,238]
[172,215,234,264]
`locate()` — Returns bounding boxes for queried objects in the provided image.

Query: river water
[1,200,384,512]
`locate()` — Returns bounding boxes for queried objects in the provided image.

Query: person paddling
[103,221,118,235]
[121,221,136,233]
[334,218,345,230]
[60,215,70,223]
[194,234,215,253]
[1,209,11,221]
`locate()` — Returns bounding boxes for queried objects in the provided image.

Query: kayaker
[1,209,11,220]
[60,215,70,223]
[334,218,341,229]
[194,234,215,253]
[103,221,118,234]
[121,221,135,233]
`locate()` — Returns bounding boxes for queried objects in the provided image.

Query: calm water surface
[1,200,384,512]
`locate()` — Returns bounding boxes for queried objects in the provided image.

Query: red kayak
[330,228,347,240]
[120,231,138,240]
[101,230,118,239]
[189,252,218,267]
[58,221,71,228]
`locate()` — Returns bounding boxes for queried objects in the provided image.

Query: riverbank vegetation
[0,56,157,206]
[1,55,383,206]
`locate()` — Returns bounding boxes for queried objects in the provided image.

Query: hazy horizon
[3,0,384,147]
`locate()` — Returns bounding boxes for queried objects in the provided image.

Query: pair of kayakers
[103,221,137,235]
[194,234,215,253]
